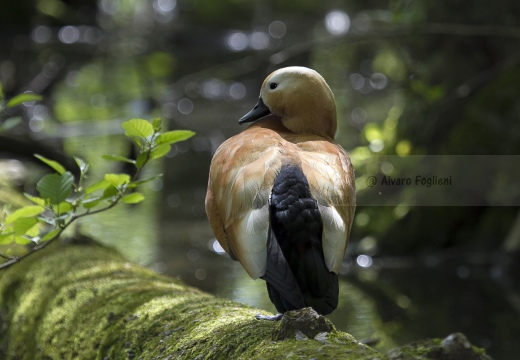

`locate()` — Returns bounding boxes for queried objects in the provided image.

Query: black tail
[261,164,338,315]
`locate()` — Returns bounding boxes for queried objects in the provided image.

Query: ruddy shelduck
[205,66,355,319]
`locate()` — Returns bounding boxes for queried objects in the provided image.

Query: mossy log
[0,238,492,360]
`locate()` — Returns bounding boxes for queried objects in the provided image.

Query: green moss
[387,333,493,360]
[0,239,494,360]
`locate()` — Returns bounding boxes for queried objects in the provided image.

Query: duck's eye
[269,83,278,90]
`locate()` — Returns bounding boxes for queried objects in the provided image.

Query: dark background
[1,1,520,358]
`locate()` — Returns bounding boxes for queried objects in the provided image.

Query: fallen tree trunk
[0,237,493,359]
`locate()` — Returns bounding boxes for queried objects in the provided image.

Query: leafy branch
[0,118,194,269]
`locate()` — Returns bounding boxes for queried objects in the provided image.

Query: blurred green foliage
[1,0,520,358]
[0,117,193,267]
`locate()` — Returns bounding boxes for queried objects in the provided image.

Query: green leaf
[121,192,145,204]
[85,179,110,195]
[34,154,66,175]
[14,236,31,245]
[101,185,119,199]
[41,229,61,242]
[74,156,90,175]
[24,193,46,206]
[5,205,45,224]
[6,93,42,108]
[102,154,136,164]
[156,130,195,145]
[152,118,162,131]
[11,217,39,235]
[150,144,170,159]
[0,117,22,132]
[36,172,75,204]
[104,173,131,187]
[53,201,74,214]
[122,119,154,139]
[0,233,14,245]
[26,224,40,237]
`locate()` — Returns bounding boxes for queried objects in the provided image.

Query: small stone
[314,332,329,341]
[295,330,308,341]
[272,307,335,341]
[441,333,471,351]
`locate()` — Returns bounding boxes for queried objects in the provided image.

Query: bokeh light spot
[355,213,369,227]
[325,10,350,36]
[395,140,412,156]
[58,26,80,44]
[369,139,385,153]
[250,31,270,50]
[177,98,193,114]
[229,82,246,100]
[349,73,364,90]
[269,21,287,38]
[32,26,52,44]
[351,107,367,123]
[226,32,248,51]
[356,254,373,268]
[195,268,207,280]
[370,73,388,90]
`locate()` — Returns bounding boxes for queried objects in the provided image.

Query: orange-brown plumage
[205,67,355,316]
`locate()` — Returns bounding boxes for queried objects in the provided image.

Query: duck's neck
[282,112,337,139]
[250,113,337,140]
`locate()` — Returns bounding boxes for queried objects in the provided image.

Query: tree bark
[0,237,492,360]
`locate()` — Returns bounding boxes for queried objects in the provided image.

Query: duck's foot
[255,313,283,321]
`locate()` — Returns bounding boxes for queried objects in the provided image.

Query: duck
[205,66,355,319]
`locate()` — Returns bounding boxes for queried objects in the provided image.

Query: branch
[0,238,493,359]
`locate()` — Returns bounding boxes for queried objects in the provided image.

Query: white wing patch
[231,205,269,279]
[318,204,346,273]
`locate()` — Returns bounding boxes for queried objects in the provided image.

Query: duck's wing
[298,140,356,274]
[205,128,283,279]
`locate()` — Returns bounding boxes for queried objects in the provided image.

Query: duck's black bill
[238,97,271,124]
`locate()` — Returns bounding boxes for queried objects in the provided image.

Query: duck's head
[238,66,337,139]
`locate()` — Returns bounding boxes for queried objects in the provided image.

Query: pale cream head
[260,67,337,139]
